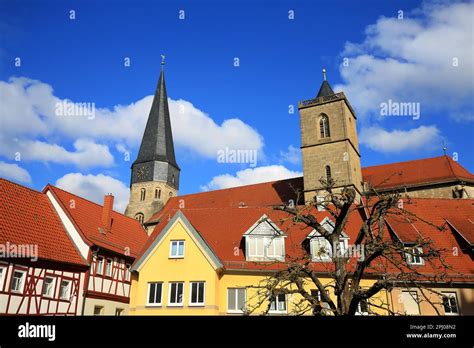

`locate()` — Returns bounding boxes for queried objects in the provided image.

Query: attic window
[405,247,424,265]
[244,216,286,262]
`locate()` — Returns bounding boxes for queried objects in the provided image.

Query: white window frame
[169,240,185,259]
[125,264,131,282]
[189,281,206,306]
[11,270,26,293]
[356,299,370,315]
[147,282,163,306]
[115,308,124,316]
[59,279,71,300]
[96,256,104,275]
[0,266,6,290]
[246,236,285,260]
[227,288,247,314]
[269,293,287,314]
[310,237,332,262]
[42,276,56,298]
[442,292,459,315]
[405,247,424,265]
[105,258,113,277]
[168,282,184,306]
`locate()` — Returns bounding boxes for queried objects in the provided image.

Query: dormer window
[244,215,286,262]
[405,247,424,265]
[308,218,349,262]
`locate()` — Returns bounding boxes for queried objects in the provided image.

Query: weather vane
[322,68,327,81]
[161,54,165,67]
[442,141,447,155]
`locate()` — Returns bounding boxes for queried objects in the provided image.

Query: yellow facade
[129,214,390,315]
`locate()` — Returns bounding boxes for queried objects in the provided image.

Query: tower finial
[443,141,447,155]
[161,54,165,69]
[322,68,327,81]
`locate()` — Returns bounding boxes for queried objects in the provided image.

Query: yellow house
[129,208,390,316]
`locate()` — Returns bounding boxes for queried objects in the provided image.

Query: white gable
[243,215,284,237]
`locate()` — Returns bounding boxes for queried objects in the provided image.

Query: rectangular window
[42,276,55,298]
[0,267,5,290]
[405,247,424,265]
[93,306,103,315]
[168,282,184,306]
[442,292,459,315]
[96,257,104,275]
[311,237,332,261]
[59,280,71,300]
[11,270,25,293]
[227,288,246,313]
[247,236,284,260]
[115,308,124,316]
[125,264,131,282]
[357,299,369,315]
[269,294,287,313]
[170,241,185,258]
[105,258,112,277]
[147,282,163,306]
[190,282,205,306]
[310,289,331,313]
[401,291,420,315]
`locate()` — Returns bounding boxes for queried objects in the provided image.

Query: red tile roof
[45,185,148,258]
[362,155,474,190]
[141,187,474,278]
[0,178,87,266]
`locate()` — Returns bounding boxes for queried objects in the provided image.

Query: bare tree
[246,178,455,316]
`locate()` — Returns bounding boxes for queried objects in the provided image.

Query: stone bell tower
[298,69,362,203]
[125,56,180,224]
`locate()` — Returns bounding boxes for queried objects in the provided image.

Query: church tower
[298,69,362,202]
[125,58,180,224]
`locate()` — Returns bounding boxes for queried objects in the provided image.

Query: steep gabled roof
[45,185,148,258]
[133,67,178,169]
[0,178,87,266]
[362,155,474,191]
[316,80,335,98]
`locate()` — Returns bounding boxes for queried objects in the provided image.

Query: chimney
[101,193,114,231]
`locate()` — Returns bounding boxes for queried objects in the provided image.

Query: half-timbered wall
[0,261,85,315]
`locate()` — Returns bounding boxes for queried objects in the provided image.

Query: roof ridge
[362,155,446,170]
[0,177,41,194]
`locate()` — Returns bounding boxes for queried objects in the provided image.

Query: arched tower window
[135,213,144,224]
[172,175,175,185]
[319,115,330,138]
[325,165,332,182]
[169,192,173,197]
[155,188,161,199]
[140,188,146,201]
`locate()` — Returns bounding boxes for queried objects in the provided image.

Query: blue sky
[1,0,473,211]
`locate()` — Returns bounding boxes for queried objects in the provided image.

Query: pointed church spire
[316,68,335,97]
[133,60,179,169]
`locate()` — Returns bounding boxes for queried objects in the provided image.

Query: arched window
[169,192,173,197]
[172,175,175,185]
[155,188,161,199]
[325,165,332,182]
[140,188,146,201]
[135,213,144,224]
[319,115,330,138]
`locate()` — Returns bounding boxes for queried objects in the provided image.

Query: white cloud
[0,138,114,168]
[336,1,474,121]
[0,77,265,168]
[359,125,441,153]
[0,161,32,183]
[201,165,302,191]
[55,173,130,213]
[279,145,301,165]
[169,99,264,158]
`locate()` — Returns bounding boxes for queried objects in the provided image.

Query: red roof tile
[362,155,474,190]
[0,178,87,266]
[141,189,474,278]
[45,185,148,258]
